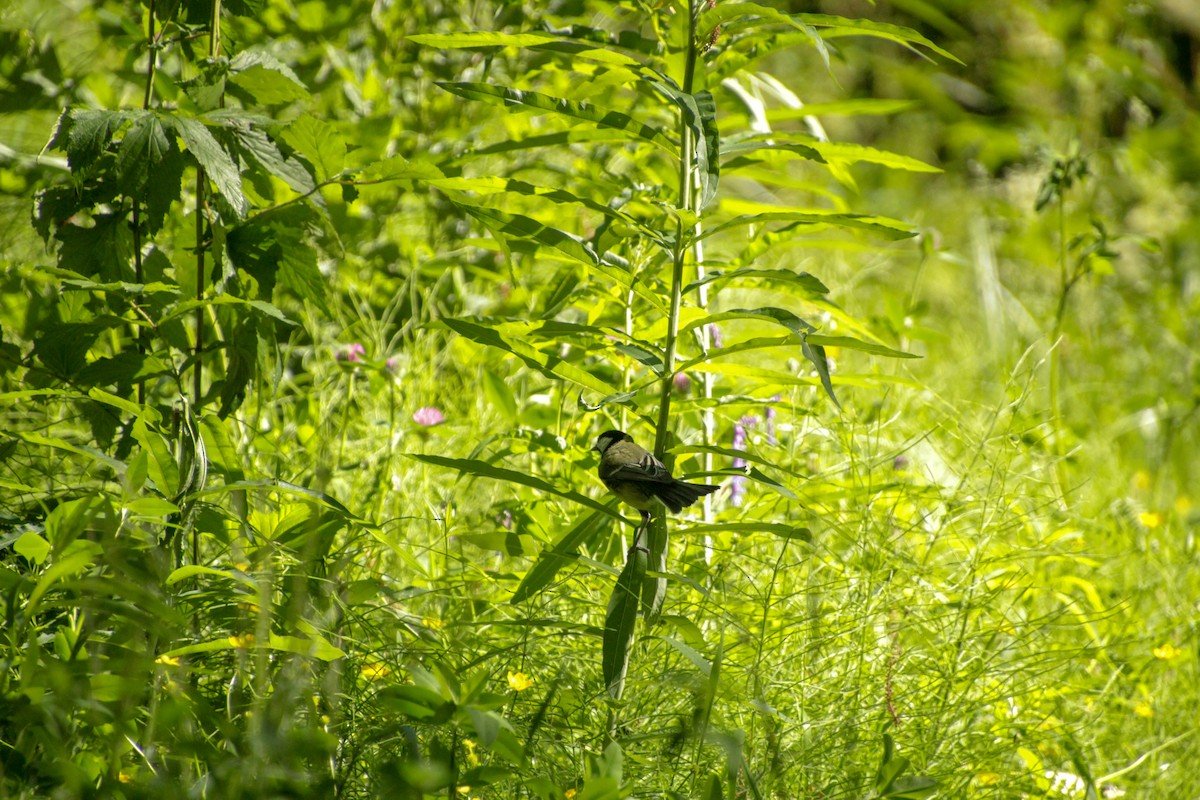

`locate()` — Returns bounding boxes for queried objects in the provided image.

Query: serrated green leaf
[279,114,345,182]
[232,123,316,195]
[228,63,310,105]
[58,108,128,172]
[115,112,171,196]
[437,82,676,153]
[173,115,247,216]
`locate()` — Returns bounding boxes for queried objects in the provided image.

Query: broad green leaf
[440,317,617,396]
[436,82,677,153]
[228,63,310,105]
[603,546,646,700]
[279,114,345,182]
[360,154,445,182]
[14,532,51,565]
[166,564,259,591]
[232,122,316,195]
[173,115,248,216]
[511,510,615,604]
[115,111,170,196]
[55,108,129,171]
[76,353,172,387]
[13,431,126,474]
[406,453,618,518]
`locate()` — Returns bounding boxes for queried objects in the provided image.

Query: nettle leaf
[76,353,172,388]
[57,213,135,280]
[279,114,345,183]
[227,63,310,106]
[51,108,130,172]
[143,140,186,234]
[226,207,327,313]
[436,82,677,153]
[173,115,248,217]
[115,111,171,196]
[230,122,316,196]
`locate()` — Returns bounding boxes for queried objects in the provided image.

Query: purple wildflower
[413,406,445,427]
[730,415,757,507]
[706,323,724,350]
[765,395,780,445]
[385,356,400,373]
[673,372,692,395]
[337,343,366,363]
[498,509,514,530]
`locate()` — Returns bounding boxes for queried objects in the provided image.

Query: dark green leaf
[406,453,619,518]
[440,317,617,396]
[173,115,248,217]
[437,82,676,153]
[603,546,646,699]
[511,510,614,604]
[279,114,346,181]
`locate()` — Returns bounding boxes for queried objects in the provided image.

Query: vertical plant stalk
[652,0,700,459]
[133,0,157,405]
[1049,194,1070,506]
[193,0,222,409]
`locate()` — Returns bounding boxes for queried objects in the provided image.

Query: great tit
[592,429,719,514]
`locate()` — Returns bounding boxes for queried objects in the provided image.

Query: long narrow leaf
[511,510,615,604]
[437,82,677,153]
[603,546,647,699]
[440,317,618,396]
[407,453,619,518]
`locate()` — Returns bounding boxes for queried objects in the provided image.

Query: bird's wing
[601,451,677,485]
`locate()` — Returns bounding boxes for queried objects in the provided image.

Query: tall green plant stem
[193,0,222,409]
[652,0,700,459]
[1049,196,1071,506]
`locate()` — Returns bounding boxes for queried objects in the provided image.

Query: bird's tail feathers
[655,480,720,513]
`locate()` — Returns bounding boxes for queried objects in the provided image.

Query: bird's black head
[593,429,632,454]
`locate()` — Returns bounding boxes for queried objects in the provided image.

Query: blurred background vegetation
[1,0,1197,797]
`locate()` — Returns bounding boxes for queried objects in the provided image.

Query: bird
[592,429,720,518]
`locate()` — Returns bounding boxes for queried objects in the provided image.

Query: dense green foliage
[1,0,1197,797]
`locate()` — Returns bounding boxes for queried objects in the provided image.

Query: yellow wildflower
[1152,643,1181,661]
[507,671,533,692]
